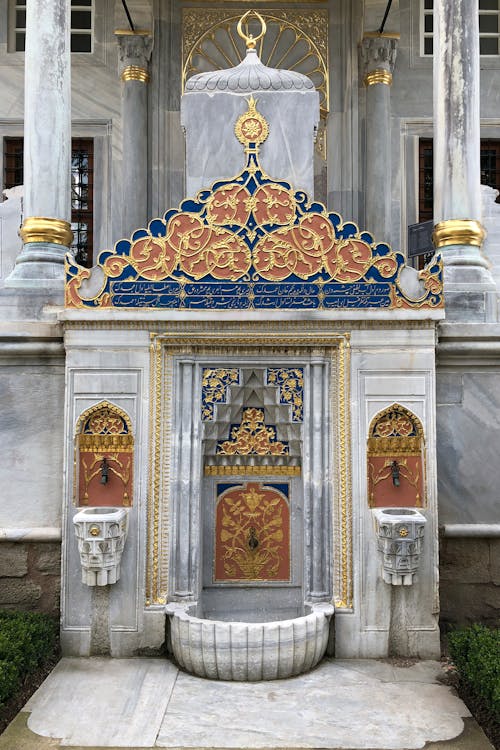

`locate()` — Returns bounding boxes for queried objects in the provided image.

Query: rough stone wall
[0,542,61,616]
[439,537,500,630]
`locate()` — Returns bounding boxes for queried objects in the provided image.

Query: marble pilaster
[115,31,153,238]
[433,0,497,321]
[171,359,201,601]
[360,34,398,244]
[6,0,72,289]
[301,358,331,603]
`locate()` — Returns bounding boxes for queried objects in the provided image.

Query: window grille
[418,138,500,223]
[12,0,93,53]
[421,0,500,56]
[3,137,94,268]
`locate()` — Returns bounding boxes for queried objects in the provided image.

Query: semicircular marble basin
[165,602,334,681]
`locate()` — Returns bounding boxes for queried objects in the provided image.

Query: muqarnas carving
[75,402,133,507]
[367,404,425,508]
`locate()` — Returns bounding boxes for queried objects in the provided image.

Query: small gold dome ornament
[237,10,267,50]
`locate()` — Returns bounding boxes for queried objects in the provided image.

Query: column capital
[115,31,153,83]
[360,34,398,85]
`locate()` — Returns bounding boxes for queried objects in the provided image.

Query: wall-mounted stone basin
[165,602,334,681]
[372,507,427,586]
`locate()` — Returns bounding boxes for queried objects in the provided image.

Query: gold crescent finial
[237,10,267,50]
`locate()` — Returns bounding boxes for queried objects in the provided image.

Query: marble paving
[23,657,473,749]
[25,658,178,747]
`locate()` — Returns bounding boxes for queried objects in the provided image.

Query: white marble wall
[0,323,65,530]
[0,187,23,280]
[182,89,319,199]
[60,315,441,660]
[61,327,163,656]
[436,341,500,526]
[481,184,500,293]
[336,325,440,659]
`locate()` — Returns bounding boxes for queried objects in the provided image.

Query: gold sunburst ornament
[235,96,270,152]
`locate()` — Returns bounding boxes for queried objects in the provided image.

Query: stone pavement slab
[0,657,494,750]
[25,658,178,747]
[156,660,468,749]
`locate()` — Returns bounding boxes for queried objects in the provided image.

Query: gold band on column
[20,217,73,247]
[121,65,150,83]
[432,219,486,248]
[363,69,393,87]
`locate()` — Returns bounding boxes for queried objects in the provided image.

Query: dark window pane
[419,139,500,235]
[71,33,92,52]
[419,139,434,224]
[424,37,433,55]
[479,0,498,9]
[71,222,90,266]
[479,14,498,32]
[4,138,24,189]
[15,32,25,52]
[71,10,92,29]
[3,138,95,266]
[15,10,26,27]
[73,0,92,5]
[424,0,433,8]
[480,141,500,193]
[70,139,94,266]
[424,15,433,32]
[480,36,499,54]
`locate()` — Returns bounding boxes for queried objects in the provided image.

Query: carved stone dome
[184,48,315,93]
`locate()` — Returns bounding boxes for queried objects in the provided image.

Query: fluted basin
[165,602,334,681]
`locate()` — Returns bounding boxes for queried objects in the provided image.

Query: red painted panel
[368,455,424,508]
[215,481,290,582]
[78,451,132,507]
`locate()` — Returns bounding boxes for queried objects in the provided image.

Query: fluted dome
[185,48,315,93]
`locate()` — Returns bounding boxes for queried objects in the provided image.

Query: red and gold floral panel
[215,481,290,582]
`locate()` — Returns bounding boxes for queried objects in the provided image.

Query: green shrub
[0,611,58,709]
[448,624,500,718]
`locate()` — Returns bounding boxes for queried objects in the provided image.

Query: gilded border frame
[146,331,352,609]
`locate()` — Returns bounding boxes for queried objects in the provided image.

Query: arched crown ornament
[65,98,443,311]
[237,10,267,51]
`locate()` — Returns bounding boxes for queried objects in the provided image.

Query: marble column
[115,31,153,238]
[360,34,398,244]
[6,0,72,288]
[433,0,496,321]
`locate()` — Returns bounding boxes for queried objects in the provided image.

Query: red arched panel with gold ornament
[367,404,425,509]
[75,402,134,507]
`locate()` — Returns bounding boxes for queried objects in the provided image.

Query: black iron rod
[121,0,135,32]
[378,0,394,34]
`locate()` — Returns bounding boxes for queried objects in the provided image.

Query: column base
[443,252,497,322]
[4,242,67,290]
